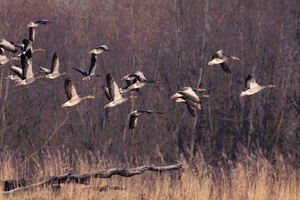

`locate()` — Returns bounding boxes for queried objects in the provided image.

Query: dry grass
[0,149,299,200]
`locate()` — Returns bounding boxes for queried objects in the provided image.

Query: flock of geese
[1,20,276,129]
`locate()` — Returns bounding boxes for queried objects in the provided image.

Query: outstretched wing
[129,114,138,129]
[64,77,79,100]
[10,65,23,78]
[29,27,35,43]
[102,86,112,100]
[51,52,60,73]
[106,73,121,101]
[220,62,231,73]
[35,20,51,25]
[88,53,97,76]
[73,67,88,76]
[245,74,258,89]
[39,66,51,74]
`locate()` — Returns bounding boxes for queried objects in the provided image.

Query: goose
[171,87,207,116]
[89,45,109,54]
[171,87,206,100]
[73,53,99,80]
[16,50,36,86]
[27,20,51,28]
[38,52,66,79]
[0,38,17,53]
[208,49,240,73]
[122,71,159,90]
[61,77,95,107]
[129,110,164,129]
[240,74,275,97]
[127,79,159,90]
[104,73,137,108]
[121,71,147,82]
[5,65,23,82]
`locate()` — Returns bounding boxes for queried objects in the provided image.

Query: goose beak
[171,95,177,99]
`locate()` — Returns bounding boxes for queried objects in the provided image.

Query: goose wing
[21,52,34,79]
[39,66,51,74]
[179,87,200,103]
[134,71,147,81]
[0,39,17,53]
[88,53,97,76]
[35,19,51,25]
[64,77,79,100]
[73,67,88,76]
[245,74,258,89]
[95,45,108,52]
[0,48,7,60]
[212,49,223,59]
[129,113,138,129]
[220,62,231,73]
[185,101,196,117]
[10,65,23,78]
[106,73,122,100]
[138,109,164,115]
[102,86,112,100]
[51,52,60,73]
[29,27,35,42]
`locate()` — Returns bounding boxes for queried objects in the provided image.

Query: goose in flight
[16,50,36,86]
[129,110,164,129]
[171,87,207,116]
[61,77,95,107]
[89,45,109,54]
[240,74,275,97]
[208,49,240,73]
[27,20,51,28]
[38,52,66,79]
[122,71,159,91]
[73,53,99,80]
[104,73,137,108]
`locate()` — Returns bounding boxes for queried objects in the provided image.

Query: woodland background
[0,0,299,172]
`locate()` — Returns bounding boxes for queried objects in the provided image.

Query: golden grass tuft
[0,148,299,200]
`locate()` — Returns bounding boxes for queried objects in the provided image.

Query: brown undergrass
[0,149,299,200]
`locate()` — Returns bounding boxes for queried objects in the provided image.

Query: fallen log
[2,163,183,194]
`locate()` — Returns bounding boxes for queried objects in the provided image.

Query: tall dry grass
[0,148,299,200]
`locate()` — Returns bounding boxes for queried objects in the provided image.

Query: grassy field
[0,149,299,200]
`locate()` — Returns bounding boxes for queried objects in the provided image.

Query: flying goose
[38,52,66,79]
[89,45,109,54]
[5,65,23,82]
[208,49,240,73]
[104,73,137,108]
[27,20,51,28]
[171,87,207,116]
[129,110,164,129]
[122,71,159,91]
[240,74,276,97]
[61,77,95,107]
[121,71,147,82]
[73,53,99,80]
[16,50,36,86]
